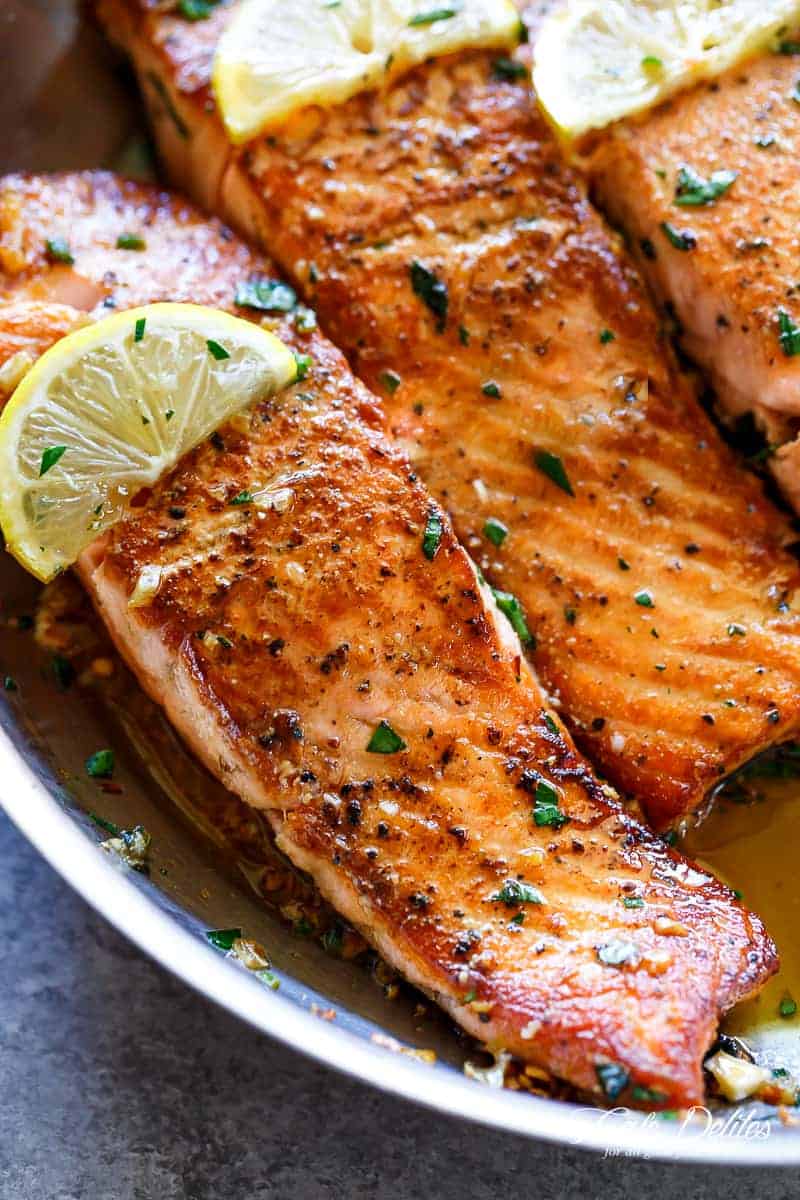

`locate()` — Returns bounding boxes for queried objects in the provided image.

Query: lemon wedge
[213,0,521,144]
[533,0,800,139]
[0,303,297,582]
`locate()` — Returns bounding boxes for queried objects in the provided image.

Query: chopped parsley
[422,509,443,560]
[52,654,74,690]
[777,38,800,54]
[599,328,616,344]
[86,748,115,779]
[230,490,254,506]
[481,380,501,398]
[492,587,533,645]
[491,56,528,82]
[134,317,146,343]
[294,352,313,380]
[380,369,402,394]
[89,812,121,836]
[45,237,74,265]
[491,878,544,905]
[408,7,458,25]
[3,676,17,692]
[178,0,220,18]
[533,778,568,828]
[367,720,407,754]
[533,449,574,496]
[674,165,737,207]
[458,325,470,346]
[631,1085,667,1104]
[634,590,654,608]
[597,939,638,967]
[622,896,644,909]
[641,55,663,68]
[779,993,797,1018]
[39,445,67,477]
[596,1061,630,1100]
[661,221,697,251]
[483,517,508,547]
[206,927,242,951]
[409,260,448,331]
[116,232,146,251]
[234,276,297,312]
[257,969,281,991]
[542,712,559,735]
[618,557,630,571]
[206,339,230,361]
[777,308,800,356]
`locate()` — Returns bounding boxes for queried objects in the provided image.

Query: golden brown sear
[586,38,800,515]
[95,0,800,830]
[0,170,778,1107]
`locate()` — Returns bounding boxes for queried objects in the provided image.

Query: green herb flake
[596,1061,630,1100]
[599,328,616,344]
[45,237,74,265]
[3,676,17,692]
[622,896,644,909]
[380,369,402,394]
[481,380,501,398]
[408,7,458,26]
[422,510,443,560]
[780,994,797,1018]
[543,712,560,735]
[492,587,534,645]
[367,719,407,755]
[205,927,242,951]
[777,308,800,356]
[52,654,74,690]
[597,939,638,967]
[631,1085,667,1104]
[509,911,525,925]
[674,165,737,207]
[778,38,800,54]
[483,517,508,547]
[641,54,663,68]
[458,325,470,346]
[234,276,297,312]
[86,748,115,779]
[178,0,220,18]
[257,968,281,991]
[618,557,630,571]
[39,445,67,477]
[533,449,574,496]
[230,490,254,506]
[634,589,654,608]
[89,812,121,836]
[134,317,146,343]
[564,606,577,625]
[661,221,697,251]
[207,339,230,361]
[409,259,448,331]
[491,878,544,905]
[533,779,569,828]
[492,56,528,82]
[116,232,146,251]
[294,351,313,380]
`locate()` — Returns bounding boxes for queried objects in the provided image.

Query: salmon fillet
[586,39,800,515]
[0,170,778,1107]
[95,0,800,831]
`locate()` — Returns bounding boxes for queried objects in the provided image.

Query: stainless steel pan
[2,0,799,1164]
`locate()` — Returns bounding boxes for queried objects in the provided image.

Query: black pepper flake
[346,799,362,826]
[409,892,429,910]
[268,638,285,656]
[168,506,186,519]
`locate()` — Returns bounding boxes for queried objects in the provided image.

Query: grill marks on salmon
[0,170,779,1106]
[95,0,800,830]
[586,41,800,515]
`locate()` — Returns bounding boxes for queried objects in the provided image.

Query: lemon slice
[0,303,297,582]
[533,0,800,139]
[213,0,521,144]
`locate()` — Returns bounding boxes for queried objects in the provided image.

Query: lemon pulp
[213,0,521,144]
[0,303,297,581]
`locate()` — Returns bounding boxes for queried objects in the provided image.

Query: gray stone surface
[2,812,799,1199]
